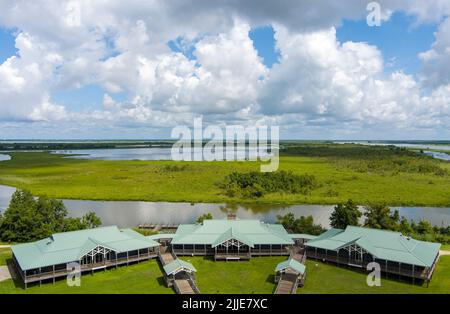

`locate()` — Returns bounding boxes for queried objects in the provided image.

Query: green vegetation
[196,213,213,224]
[220,171,317,198]
[282,143,448,176]
[0,189,101,242]
[132,228,158,236]
[0,259,172,294]
[362,203,450,244]
[276,213,325,235]
[0,148,449,206]
[0,248,10,266]
[302,256,450,294]
[0,255,448,294]
[330,199,361,229]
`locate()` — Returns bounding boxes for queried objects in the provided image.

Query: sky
[0,1,450,140]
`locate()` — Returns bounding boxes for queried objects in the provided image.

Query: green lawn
[0,259,172,294]
[0,255,448,294]
[441,244,450,251]
[0,152,450,206]
[0,248,11,266]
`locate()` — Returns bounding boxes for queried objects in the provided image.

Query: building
[150,218,311,260]
[12,226,160,287]
[274,258,307,294]
[305,225,441,283]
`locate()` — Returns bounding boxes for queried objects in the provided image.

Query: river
[0,185,448,228]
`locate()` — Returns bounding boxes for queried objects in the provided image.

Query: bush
[220,171,318,198]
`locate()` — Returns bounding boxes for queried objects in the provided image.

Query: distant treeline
[0,141,175,151]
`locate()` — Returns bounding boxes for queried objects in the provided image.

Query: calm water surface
[0,185,448,228]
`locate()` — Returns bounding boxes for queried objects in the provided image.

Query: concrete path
[0,245,11,248]
[0,266,11,282]
[439,250,450,256]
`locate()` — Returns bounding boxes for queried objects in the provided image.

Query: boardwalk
[274,271,299,294]
[157,246,200,294]
[274,245,307,294]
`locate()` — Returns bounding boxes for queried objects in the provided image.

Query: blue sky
[0,2,449,140]
[336,12,438,75]
[0,27,17,63]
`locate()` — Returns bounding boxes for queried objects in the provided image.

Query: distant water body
[335,141,450,161]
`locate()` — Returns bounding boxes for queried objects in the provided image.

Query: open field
[0,151,449,206]
[0,252,448,294]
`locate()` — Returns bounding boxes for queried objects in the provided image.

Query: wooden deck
[21,253,157,284]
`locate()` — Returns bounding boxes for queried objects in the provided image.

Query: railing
[24,253,157,282]
[306,252,429,279]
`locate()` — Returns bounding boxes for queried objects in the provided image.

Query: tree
[81,211,102,229]
[399,217,413,234]
[363,203,399,230]
[330,199,361,229]
[276,212,296,232]
[277,213,325,235]
[415,219,433,235]
[0,189,102,242]
[196,213,213,224]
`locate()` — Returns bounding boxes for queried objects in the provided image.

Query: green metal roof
[306,226,441,267]
[171,218,294,246]
[288,234,317,240]
[211,228,255,248]
[163,259,196,276]
[275,259,306,275]
[146,233,177,240]
[12,226,160,271]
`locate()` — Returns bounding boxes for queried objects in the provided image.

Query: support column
[412,265,415,285]
[385,260,388,279]
[127,251,129,266]
[53,265,55,284]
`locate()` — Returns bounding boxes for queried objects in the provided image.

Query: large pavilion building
[304,225,441,283]
[149,218,312,260]
[11,226,160,287]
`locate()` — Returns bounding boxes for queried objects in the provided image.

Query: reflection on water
[0,185,449,228]
[424,151,450,161]
[51,146,272,161]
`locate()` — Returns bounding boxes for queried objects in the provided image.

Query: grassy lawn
[0,259,172,294]
[0,255,448,294]
[302,257,450,294]
[0,152,450,206]
[441,244,450,251]
[188,256,284,294]
[0,248,11,266]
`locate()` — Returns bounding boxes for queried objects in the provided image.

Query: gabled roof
[163,259,196,276]
[306,226,441,267]
[275,259,306,275]
[211,227,254,248]
[170,218,294,246]
[12,226,160,271]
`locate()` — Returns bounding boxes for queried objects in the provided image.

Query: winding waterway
[0,185,448,228]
